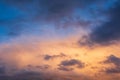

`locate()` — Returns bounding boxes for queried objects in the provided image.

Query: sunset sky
[0,0,120,80]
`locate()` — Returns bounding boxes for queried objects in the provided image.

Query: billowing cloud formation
[104,55,120,74]
[104,55,120,65]
[89,2,120,45]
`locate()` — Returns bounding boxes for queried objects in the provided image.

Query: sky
[0,0,120,80]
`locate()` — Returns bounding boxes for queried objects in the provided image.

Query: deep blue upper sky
[0,0,119,44]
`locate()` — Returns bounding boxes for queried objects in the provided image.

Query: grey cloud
[35,65,50,69]
[106,68,120,74]
[27,64,50,69]
[0,66,5,75]
[38,0,96,20]
[89,2,120,45]
[59,59,85,68]
[0,71,43,80]
[44,53,66,60]
[44,55,52,60]
[0,69,92,80]
[104,55,120,66]
[103,55,120,74]
[58,66,74,71]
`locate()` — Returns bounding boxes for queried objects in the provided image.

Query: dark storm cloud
[103,55,120,74]
[89,2,120,45]
[59,59,85,68]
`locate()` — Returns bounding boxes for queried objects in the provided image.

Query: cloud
[0,70,44,80]
[103,55,120,74]
[59,59,85,69]
[0,65,5,75]
[58,66,74,71]
[105,68,120,74]
[104,55,120,65]
[44,55,52,60]
[0,0,96,22]
[0,0,116,43]
[38,0,97,21]
[27,64,50,70]
[44,53,66,60]
[0,68,93,80]
[89,2,120,45]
